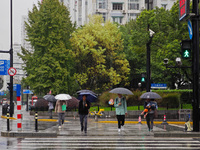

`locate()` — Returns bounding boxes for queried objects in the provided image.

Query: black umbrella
[109,87,133,95]
[67,97,79,108]
[43,94,57,102]
[140,92,162,99]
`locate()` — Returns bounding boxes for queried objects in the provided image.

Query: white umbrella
[140,92,162,99]
[55,94,72,100]
[109,87,133,95]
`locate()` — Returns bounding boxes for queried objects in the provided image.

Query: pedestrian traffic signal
[7,83,11,91]
[141,73,146,82]
[182,49,191,58]
[141,77,145,82]
[181,40,192,59]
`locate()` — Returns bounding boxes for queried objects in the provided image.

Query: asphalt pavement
[0,105,199,138]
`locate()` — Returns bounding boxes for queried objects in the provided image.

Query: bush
[98,91,117,106]
[180,92,193,103]
[99,90,144,107]
[160,93,180,108]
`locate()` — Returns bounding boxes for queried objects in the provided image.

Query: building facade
[61,0,176,27]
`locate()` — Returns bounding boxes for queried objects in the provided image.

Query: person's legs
[61,113,65,125]
[84,115,88,132]
[49,109,53,119]
[121,115,125,126]
[116,115,121,129]
[149,113,154,130]
[58,113,62,126]
[146,114,150,131]
[80,115,84,131]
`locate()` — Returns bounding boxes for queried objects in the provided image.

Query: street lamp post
[146,0,153,92]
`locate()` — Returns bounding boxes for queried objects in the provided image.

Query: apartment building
[61,0,177,26]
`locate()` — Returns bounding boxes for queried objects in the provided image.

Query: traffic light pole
[9,0,14,117]
[191,0,199,132]
[146,0,151,92]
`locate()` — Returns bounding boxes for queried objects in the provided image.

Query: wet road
[1,105,200,149]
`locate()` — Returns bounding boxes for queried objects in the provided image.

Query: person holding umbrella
[140,92,160,132]
[55,100,67,129]
[48,101,54,119]
[114,94,127,132]
[109,87,133,132]
[142,99,158,132]
[78,95,90,133]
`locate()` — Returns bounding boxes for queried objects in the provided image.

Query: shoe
[121,126,124,130]
[58,126,61,129]
[118,129,121,132]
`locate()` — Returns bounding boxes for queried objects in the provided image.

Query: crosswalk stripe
[21,140,200,143]
[14,137,200,149]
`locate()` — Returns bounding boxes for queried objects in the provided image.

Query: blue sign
[13,84,17,91]
[151,83,167,89]
[0,60,10,75]
[23,89,33,94]
[16,84,21,96]
[188,20,193,39]
[0,91,4,96]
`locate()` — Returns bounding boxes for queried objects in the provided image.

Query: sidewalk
[1,106,199,138]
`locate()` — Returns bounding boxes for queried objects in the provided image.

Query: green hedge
[98,89,192,108]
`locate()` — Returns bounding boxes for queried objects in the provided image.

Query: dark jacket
[78,100,90,115]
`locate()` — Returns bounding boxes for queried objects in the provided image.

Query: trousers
[116,115,125,129]
[80,114,88,132]
[146,113,154,130]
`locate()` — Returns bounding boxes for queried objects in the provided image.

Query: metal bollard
[35,111,38,132]
[94,115,98,122]
[7,112,10,131]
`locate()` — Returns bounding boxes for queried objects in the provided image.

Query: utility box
[179,109,192,121]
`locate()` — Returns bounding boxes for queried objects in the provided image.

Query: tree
[70,15,130,92]
[122,2,190,89]
[18,0,76,95]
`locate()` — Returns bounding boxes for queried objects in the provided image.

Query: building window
[128,3,139,10]
[113,3,123,10]
[130,0,139,2]
[128,0,139,10]
[97,0,107,9]
[113,17,123,24]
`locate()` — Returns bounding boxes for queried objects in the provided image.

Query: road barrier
[161,114,168,125]
[138,115,142,124]
[16,96,22,130]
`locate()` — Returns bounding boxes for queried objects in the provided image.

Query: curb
[1,131,57,138]
[154,132,200,137]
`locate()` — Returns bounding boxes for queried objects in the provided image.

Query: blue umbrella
[77,92,97,103]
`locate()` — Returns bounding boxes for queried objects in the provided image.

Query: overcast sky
[0,0,39,52]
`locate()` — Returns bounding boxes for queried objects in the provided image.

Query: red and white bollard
[16,96,22,130]
[161,114,168,125]
[138,115,142,124]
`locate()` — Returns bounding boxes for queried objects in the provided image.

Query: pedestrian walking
[142,99,158,132]
[48,101,54,119]
[55,100,67,129]
[114,94,127,132]
[78,95,90,133]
